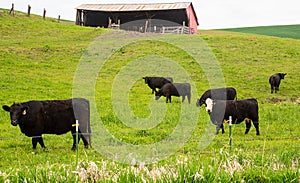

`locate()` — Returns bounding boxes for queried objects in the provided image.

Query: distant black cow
[269,73,287,93]
[155,83,191,103]
[2,98,91,150]
[143,76,173,94]
[196,87,237,107]
[205,98,260,135]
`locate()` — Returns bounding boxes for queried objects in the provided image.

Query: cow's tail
[187,83,191,103]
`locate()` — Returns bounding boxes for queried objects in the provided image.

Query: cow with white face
[204,98,260,135]
[205,98,214,113]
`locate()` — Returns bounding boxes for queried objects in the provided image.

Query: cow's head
[142,77,149,84]
[2,103,28,126]
[196,98,205,107]
[205,98,215,113]
[196,99,200,107]
[279,73,287,79]
[155,90,162,100]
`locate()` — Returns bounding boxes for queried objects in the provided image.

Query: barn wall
[83,11,110,27]
[186,5,198,34]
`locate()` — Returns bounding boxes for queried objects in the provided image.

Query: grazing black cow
[155,83,191,103]
[269,73,287,93]
[205,98,259,135]
[2,98,91,150]
[143,76,173,94]
[196,87,237,107]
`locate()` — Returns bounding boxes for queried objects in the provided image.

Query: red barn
[76,2,199,34]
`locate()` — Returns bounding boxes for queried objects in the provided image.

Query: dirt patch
[95,30,163,40]
[266,97,300,103]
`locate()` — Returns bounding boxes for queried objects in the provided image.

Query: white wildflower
[291,158,298,170]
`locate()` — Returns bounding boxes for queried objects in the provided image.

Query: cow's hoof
[84,145,90,149]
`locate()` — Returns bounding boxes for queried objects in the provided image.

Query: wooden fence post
[58,15,60,23]
[9,3,14,16]
[117,19,120,29]
[27,5,31,17]
[182,21,186,34]
[144,20,148,33]
[43,8,46,19]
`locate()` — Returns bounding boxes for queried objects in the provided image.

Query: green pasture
[221,24,300,39]
[0,10,299,182]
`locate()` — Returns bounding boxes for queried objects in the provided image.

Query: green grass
[0,10,299,182]
[220,24,300,39]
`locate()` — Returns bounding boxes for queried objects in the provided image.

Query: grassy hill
[0,10,299,182]
[220,24,300,39]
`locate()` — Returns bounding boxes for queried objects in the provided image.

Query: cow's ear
[2,105,10,112]
[22,107,29,115]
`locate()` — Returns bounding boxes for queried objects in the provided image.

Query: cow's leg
[182,95,185,103]
[151,88,157,94]
[271,86,274,94]
[38,136,46,148]
[166,95,171,103]
[187,94,191,104]
[221,123,225,134]
[80,132,89,148]
[78,129,89,148]
[253,121,260,135]
[216,124,223,135]
[32,137,38,149]
[245,119,252,134]
[71,130,81,151]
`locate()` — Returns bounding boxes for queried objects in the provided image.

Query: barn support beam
[108,17,112,27]
[144,20,148,33]
[76,10,84,26]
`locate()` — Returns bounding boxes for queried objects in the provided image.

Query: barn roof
[76,2,193,12]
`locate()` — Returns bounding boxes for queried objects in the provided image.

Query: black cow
[205,98,259,135]
[155,83,191,103]
[2,98,91,150]
[143,76,173,94]
[269,73,287,93]
[196,87,237,107]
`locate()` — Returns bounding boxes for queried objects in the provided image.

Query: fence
[7,3,61,22]
[119,25,190,34]
[162,26,190,34]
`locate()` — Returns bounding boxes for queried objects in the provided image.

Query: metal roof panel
[75,2,192,12]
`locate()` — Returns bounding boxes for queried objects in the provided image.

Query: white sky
[1,0,300,29]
